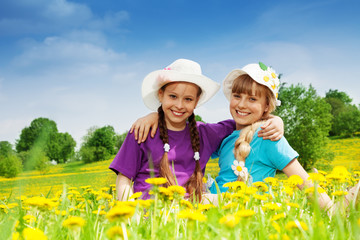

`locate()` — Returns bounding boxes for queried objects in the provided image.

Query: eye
[249,96,257,102]
[232,93,241,99]
[169,94,177,99]
[185,97,194,102]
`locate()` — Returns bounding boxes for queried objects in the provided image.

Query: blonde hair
[232,74,277,182]
[157,83,204,201]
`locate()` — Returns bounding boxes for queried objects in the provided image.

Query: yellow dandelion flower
[202,177,207,183]
[177,209,206,221]
[271,212,286,221]
[308,173,326,182]
[236,209,256,218]
[62,216,86,228]
[22,228,47,240]
[168,185,186,196]
[304,186,326,194]
[145,177,168,185]
[285,220,308,231]
[358,218,360,226]
[283,186,294,196]
[12,232,20,240]
[106,205,135,222]
[159,187,173,197]
[245,186,258,195]
[101,187,110,192]
[68,187,77,190]
[253,194,268,201]
[282,234,290,240]
[0,204,8,213]
[197,203,215,211]
[318,170,327,175]
[107,226,129,239]
[55,210,67,216]
[331,191,348,196]
[223,181,246,191]
[269,233,279,240]
[272,221,281,233]
[264,177,279,187]
[136,199,153,208]
[219,214,239,228]
[286,202,300,209]
[92,210,106,215]
[286,175,303,188]
[23,215,36,224]
[222,202,238,210]
[7,203,19,209]
[129,192,142,199]
[263,202,281,211]
[253,182,269,192]
[180,200,193,209]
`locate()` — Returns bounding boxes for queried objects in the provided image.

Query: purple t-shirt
[109,120,235,198]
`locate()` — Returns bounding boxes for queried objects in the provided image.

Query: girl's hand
[258,115,284,141]
[130,112,159,144]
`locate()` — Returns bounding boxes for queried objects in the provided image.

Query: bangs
[232,74,264,97]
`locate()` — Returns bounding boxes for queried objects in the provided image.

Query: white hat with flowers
[222,62,281,106]
[142,59,220,111]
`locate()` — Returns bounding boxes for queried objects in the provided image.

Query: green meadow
[0,137,359,199]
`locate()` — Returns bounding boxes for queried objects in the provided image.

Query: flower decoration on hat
[259,62,281,106]
[231,160,249,182]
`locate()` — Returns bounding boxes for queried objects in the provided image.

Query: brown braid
[184,113,203,202]
[157,106,176,186]
[234,121,265,181]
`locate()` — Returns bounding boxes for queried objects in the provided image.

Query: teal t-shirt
[209,127,298,193]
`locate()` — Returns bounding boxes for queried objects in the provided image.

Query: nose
[174,99,184,109]
[236,98,247,108]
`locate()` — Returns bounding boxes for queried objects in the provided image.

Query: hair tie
[194,152,200,161]
[163,143,170,152]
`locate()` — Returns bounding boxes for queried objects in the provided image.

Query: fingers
[260,120,271,129]
[150,122,158,138]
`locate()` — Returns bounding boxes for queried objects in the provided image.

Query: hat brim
[142,69,220,111]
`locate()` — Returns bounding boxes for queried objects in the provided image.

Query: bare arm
[258,115,284,141]
[116,173,134,201]
[282,159,333,211]
[130,112,159,144]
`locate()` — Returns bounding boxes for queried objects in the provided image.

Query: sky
[1,0,359,148]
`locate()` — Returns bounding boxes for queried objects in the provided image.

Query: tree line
[0,85,359,178]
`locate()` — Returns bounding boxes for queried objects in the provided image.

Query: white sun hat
[222,62,281,106]
[142,58,220,111]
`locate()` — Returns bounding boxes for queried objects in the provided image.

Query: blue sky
[1,0,359,147]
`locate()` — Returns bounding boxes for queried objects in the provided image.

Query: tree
[0,141,14,157]
[0,154,22,178]
[80,125,117,163]
[47,132,76,163]
[115,131,128,151]
[274,84,332,170]
[16,117,77,165]
[331,105,360,136]
[325,89,360,136]
[0,141,22,178]
[16,118,58,153]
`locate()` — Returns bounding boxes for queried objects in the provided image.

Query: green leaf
[259,62,267,71]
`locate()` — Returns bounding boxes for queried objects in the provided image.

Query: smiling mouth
[236,110,250,116]
[172,110,184,116]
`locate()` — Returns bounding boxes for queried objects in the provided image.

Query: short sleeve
[262,135,299,171]
[109,131,142,180]
[198,119,236,153]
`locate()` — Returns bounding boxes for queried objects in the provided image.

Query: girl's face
[158,82,200,131]
[230,82,269,130]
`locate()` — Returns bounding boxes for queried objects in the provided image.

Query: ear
[264,103,269,113]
